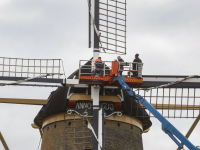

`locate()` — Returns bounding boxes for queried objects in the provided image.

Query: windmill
[0,0,200,150]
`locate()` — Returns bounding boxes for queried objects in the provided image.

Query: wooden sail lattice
[136,88,200,119]
[0,57,65,79]
[0,57,65,87]
[99,0,127,54]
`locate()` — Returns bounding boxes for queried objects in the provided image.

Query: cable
[137,75,198,91]
[37,137,42,150]
[87,0,106,53]
[84,116,103,150]
[0,74,53,86]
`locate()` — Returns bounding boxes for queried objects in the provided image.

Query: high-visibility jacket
[94,58,103,68]
[94,58,101,66]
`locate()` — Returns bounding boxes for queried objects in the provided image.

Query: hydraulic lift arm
[114,76,200,150]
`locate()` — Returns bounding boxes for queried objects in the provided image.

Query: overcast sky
[0,0,200,150]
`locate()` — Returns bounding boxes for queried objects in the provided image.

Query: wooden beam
[177,114,200,150]
[141,104,200,110]
[31,123,39,129]
[0,132,9,150]
[39,128,43,138]
[1,98,199,110]
[0,98,48,105]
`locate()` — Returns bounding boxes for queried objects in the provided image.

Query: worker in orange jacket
[93,57,103,76]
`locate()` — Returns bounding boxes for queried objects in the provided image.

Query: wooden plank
[0,98,48,105]
[31,124,43,138]
[177,114,200,150]
[0,132,9,150]
[141,104,200,110]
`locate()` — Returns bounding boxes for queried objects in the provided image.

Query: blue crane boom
[114,76,200,150]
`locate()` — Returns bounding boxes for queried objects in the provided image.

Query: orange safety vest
[94,58,101,66]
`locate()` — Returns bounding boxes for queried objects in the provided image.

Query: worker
[117,56,124,76]
[93,57,103,76]
[133,53,142,77]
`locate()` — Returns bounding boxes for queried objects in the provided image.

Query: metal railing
[118,62,143,77]
[79,60,112,77]
[79,60,143,77]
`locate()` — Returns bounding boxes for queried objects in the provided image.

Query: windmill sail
[99,0,127,54]
[136,87,200,119]
[0,57,66,87]
[89,0,127,54]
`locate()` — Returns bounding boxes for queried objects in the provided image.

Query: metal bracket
[67,109,122,118]
[104,111,122,118]
[67,109,93,117]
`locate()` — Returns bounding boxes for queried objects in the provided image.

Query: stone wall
[41,119,143,150]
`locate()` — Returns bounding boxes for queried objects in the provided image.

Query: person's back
[133,54,142,77]
[93,57,103,76]
[95,59,103,68]
[133,57,142,63]
[117,56,124,76]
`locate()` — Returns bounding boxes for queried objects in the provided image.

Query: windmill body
[0,0,200,150]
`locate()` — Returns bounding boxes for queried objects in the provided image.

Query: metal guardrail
[118,62,143,77]
[79,60,143,77]
[79,60,112,77]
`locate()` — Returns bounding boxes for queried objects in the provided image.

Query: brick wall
[41,119,143,150]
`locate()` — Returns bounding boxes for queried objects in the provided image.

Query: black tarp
[122,89,152,130]
[34,87,68,127]
[33,59,94,127]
